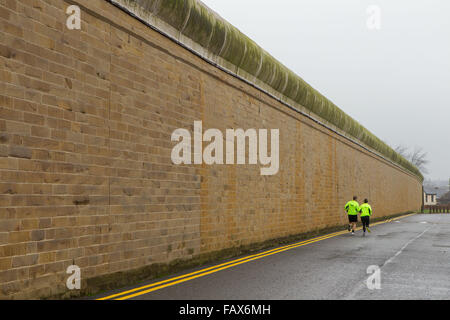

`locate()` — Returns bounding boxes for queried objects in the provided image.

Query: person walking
[359,199,372,236]
[345,196,359,235]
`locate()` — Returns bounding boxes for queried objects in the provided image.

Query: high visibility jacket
[345,200,360,215]
[359,203,372,217]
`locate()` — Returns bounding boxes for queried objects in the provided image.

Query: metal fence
[422,205,450,213]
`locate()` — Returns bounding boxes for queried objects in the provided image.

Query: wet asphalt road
[95,214,450,300]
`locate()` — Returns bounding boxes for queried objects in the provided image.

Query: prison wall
[0,0,422,298]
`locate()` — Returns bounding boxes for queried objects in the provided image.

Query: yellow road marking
[115,233,342,300]
[98,213,416,300]
[97,232,343,300]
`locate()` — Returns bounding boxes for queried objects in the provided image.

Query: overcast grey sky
[201,0,450,180]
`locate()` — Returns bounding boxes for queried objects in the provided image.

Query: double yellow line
[97,213,416,300]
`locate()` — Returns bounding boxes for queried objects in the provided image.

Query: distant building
[423,180,449,198]
[423,187,437,205]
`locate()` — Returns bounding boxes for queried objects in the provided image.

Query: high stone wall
[0,0,422,298]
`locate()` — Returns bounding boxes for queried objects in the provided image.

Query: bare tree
[394,145,409,158]
[394,145,429,174]
[410,146,429,174]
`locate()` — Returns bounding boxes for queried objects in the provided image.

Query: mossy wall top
[110,0,423,181]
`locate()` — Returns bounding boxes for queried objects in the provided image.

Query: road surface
[95,214,450,300]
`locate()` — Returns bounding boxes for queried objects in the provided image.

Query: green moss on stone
[221,27,248,68]
[182,2,215,47]
[156,0,192,30]
[207,17,227,55]
[237,39,261,76]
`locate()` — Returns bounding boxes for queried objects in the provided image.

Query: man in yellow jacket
[359,198,372,236]
[345,196,359,235]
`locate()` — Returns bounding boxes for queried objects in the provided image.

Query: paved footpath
[94,214,450,300]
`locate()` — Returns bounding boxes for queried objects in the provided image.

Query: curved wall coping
[106,0,423,181]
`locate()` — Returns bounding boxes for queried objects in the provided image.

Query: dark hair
[353,196,357,200]
[364,199,368,203]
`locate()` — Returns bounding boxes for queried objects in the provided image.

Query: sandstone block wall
[0,0,422,298]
